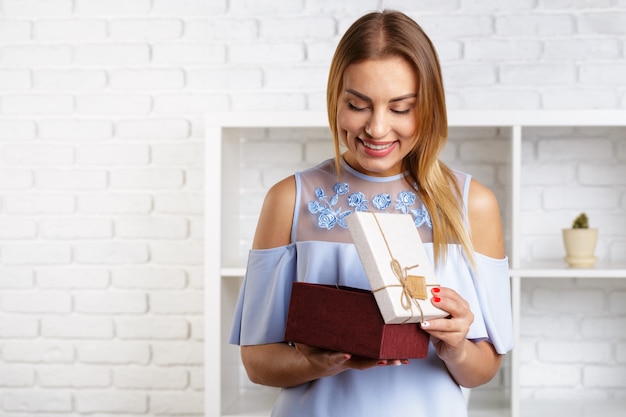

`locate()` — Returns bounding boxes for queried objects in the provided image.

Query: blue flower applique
[308,183,351,229]
[411,204,433,228]
[394,191,416,214]
[348,192,368,212]
[372,193,391,210]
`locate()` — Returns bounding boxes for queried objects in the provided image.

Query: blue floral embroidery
[348,192,368,212]
[411,204,433,228]
[308,184,351,229]
[372,193,391,210]
[308,183,433,230]
[394,191,416,214]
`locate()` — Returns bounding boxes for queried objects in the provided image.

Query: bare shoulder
[252,176,297,250]
[467,178,505,259]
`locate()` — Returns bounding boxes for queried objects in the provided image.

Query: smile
[361,140,394,151]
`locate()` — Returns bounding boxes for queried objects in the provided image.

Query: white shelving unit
[205,110,626,417]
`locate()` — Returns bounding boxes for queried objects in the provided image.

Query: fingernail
[433,297,441,303]
[432,287,440,293]
[421,321,430,328]
[378,360,387,366]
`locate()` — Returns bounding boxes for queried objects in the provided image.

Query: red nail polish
[433,297,441,303]
[432,287,440,293]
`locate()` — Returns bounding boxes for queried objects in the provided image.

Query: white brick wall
[0,0,625,415]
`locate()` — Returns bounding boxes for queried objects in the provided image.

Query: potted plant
[562,212,598,268]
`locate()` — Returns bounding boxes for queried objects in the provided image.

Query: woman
[230,10,514,416]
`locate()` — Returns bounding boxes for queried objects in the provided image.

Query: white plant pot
[562,228,598,268]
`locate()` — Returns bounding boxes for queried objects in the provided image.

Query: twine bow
[369,212,437,324]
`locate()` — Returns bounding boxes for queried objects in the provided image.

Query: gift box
[347,212,448,324]
[284,282,430,359]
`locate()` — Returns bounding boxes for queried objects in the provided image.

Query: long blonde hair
[326,10,474,266]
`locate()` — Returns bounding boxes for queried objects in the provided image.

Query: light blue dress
[230,158,514,417]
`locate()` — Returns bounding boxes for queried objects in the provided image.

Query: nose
[365,109,390,139]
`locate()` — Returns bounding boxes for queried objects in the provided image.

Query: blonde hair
[326,10,474,266]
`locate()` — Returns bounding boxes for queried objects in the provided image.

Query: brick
[537,341,613,364]
[110,68,185,90]
[520,314,578,338]
[115,118,190,139]
[34,69,107,90]
[185,18,257,41]
[75,391,148,413]
[260,17,336,39]
[543,89,617,109]
[465,40,542,61]
[39,365,110,387]
[581,317,626,339]
[232,92,306,111]
[443,65,497,87]
[114,367,188,389]
[39,119,113,140]
[579,12,626,35]
[109,168,184,190]
[34,19,107,40]
[461,89,541,109]
[609,291,626,314]
[618,343,626,363]
[35,169,108,190]
[77,144,151,165]
[115,317,190,339]
[228,0,304,14]
[1,45,73,66]
[154,93,231,114]
[3,390,72,412]
[532,288,604,313]
[520,163,576,186]
[190,317,203,340]
[75,0,151,15]
[418,14,494,37]
[229,43,305,64]
[150,291,203,314]
[501,63,576,86]
[2,0,73,16]
[150,242,203,265]
[76,94,152,115]
[116,216,189,239]
[111,267,187,289]
[152,0,227,14]
[109,19,183,40]
[3,144,74,165]
[495,14,575,36]
[1,291,72,313]
[610,241,626,261]
[75,291,147,314]
[0,219,37,239]
[78,341,150,364]
[0,267,34,288]
[584,366,626,387]
[580,63,626,85]
[78,193,152,214]
[544,39,621,60]
[520,363,580,387]
[544,187,619,210]
[461,0,535,9]
[150,392,204,414]
[0,366,35,387]
[265,67,329,90]
[154,193,203,214]
[74,242,150,264]
[0,69,32,89]
[0,169,33,189]
[1,243,72,265]
[0,316,38,337]
[152,143,203,166]
[0,120,37,140]
[579,163,626,185]
[2,95,74,115]
[37,267,110,289]
[187,68,263,90]
[152,341,203,365]
[75,44,151,66]
[537,139,613,161]
[0,20,32,41]
[2,341,75,363]
[153,43,225,65]
[42,317,114,338]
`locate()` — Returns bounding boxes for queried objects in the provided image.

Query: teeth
[363,141,392,151]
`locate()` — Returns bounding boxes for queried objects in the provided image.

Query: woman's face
[337,57,419,177]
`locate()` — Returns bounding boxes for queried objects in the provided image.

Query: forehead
[342,57,418,96]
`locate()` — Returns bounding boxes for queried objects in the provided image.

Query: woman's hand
[420,286,473,364]
[295,344,409,375]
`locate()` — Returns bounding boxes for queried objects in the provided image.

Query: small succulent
[572,212,589,229]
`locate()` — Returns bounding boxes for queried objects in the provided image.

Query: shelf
[519,399,626,417]
[511,261,626,278]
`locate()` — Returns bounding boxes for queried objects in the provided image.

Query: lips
[361,140,394,151]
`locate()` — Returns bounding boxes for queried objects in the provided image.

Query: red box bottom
[284,282,430,360]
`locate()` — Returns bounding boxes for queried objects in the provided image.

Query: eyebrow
[345,89,417,103]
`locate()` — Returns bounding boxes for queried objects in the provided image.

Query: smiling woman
[228,9,513,417]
